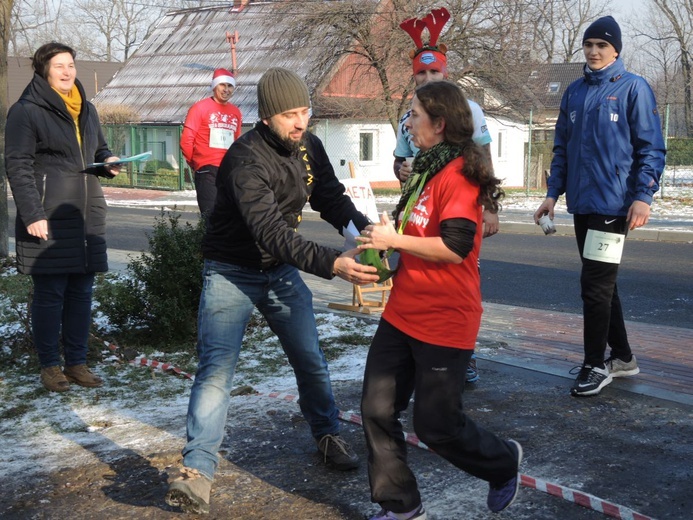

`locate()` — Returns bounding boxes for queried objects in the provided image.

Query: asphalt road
[478,233,693,328]
[7,203,692,328]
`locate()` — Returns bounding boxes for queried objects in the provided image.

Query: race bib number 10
[209,127,234,149]
[583,229,625,264]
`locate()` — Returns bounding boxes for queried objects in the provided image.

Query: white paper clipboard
[87,151,152,167]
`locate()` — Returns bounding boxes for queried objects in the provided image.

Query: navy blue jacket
[548,58,665,216]
[5,74,115,274]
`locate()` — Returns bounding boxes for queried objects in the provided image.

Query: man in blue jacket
[533,16,665,397]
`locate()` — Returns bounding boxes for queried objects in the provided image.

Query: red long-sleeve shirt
[180,97,242,171]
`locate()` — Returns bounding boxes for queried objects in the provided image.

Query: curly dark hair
[414,80,504,212]
[32,42,76,80]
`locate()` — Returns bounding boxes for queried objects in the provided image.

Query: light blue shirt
[394,98,492,158]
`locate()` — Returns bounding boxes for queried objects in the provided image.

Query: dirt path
[2,363,691,519]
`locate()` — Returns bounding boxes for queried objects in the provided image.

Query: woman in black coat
[5,42,121,392]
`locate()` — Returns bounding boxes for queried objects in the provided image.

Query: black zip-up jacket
[203,122,369,279]
[5,73,116,274]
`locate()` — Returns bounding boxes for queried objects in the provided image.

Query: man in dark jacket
[165,67,380,515]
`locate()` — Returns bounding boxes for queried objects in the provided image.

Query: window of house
[548,82,560,93]
[360,131,374,162]
[497,130,506,159]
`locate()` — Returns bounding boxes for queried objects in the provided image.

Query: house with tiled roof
[461,61,584,187]
[526,62,585,125]
[93,1,582,190]
[93,0,411,188]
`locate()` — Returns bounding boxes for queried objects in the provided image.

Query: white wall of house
[486,116,528,188]
[312,119,398,183]
[313,117,528,188]
[112,116,528,188]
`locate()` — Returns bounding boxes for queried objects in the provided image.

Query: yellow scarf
[54,85,82,146]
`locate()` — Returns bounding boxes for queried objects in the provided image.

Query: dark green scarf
[394,141,464,228]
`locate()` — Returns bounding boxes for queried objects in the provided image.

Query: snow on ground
[2,182,691,486]
[0,312,378,481]
[103,186,693,218]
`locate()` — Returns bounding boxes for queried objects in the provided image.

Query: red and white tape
[248,394,657,519]
[103,341,196,380]
[112,348,656,520]
[131,355,196,380]
[519,475,655,520]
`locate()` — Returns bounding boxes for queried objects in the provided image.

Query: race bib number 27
[583,229,625,264]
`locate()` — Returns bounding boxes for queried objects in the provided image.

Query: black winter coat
[203,122,370,279]
[5,74,115,275]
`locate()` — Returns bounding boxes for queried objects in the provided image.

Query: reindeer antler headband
[400,7,450,76]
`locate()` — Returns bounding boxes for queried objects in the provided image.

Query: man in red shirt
[181,68,242,219]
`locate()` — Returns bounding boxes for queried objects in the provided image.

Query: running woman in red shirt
[358,81,521,520]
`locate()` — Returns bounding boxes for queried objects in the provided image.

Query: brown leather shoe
[40,366,70,392]
[63,364,104,387]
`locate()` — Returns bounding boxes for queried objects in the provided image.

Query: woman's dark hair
[415,80,505,212]
[31,42,77,80]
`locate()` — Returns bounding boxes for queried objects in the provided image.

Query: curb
[498,222,693,243]
[104,200,693,243]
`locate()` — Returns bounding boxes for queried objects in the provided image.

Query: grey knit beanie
[257,67,311,119]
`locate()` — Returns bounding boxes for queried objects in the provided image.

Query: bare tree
[278,0,420,131]
[519,0,609,63]
[9,0,66,56]
[649,0,693,136]
[114,0,157,60]
[554,0,608,62]
[1,0,14,258]
[10,0,172,61]
[73,0,168,61]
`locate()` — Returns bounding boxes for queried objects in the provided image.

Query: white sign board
[340,178,380,223]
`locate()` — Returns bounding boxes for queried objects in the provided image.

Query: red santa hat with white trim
[211,68,236,88]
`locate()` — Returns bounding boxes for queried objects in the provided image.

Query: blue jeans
[31,273,95,368]
[182,259,340,480]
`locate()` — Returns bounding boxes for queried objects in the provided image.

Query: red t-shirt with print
[383,157,483,349]
[180,97,242,171]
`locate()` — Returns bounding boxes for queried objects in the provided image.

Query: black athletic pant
[573,214,632,367]
[361,318,517,513]
[194,165,219,219]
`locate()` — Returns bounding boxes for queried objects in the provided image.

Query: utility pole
[0,0,15,259]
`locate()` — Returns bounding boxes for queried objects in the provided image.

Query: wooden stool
[328,258,393,314]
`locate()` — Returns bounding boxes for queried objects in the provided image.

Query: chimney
[231,0,250,12]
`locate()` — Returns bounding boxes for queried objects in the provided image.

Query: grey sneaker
[165,467,212,514]
[570,364,612,396]
[605,355,640,378]
[40,366,70,392]
[316,433,359,470]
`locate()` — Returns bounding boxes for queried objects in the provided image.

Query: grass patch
[372,187,401,196]
[0,403,33,421]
